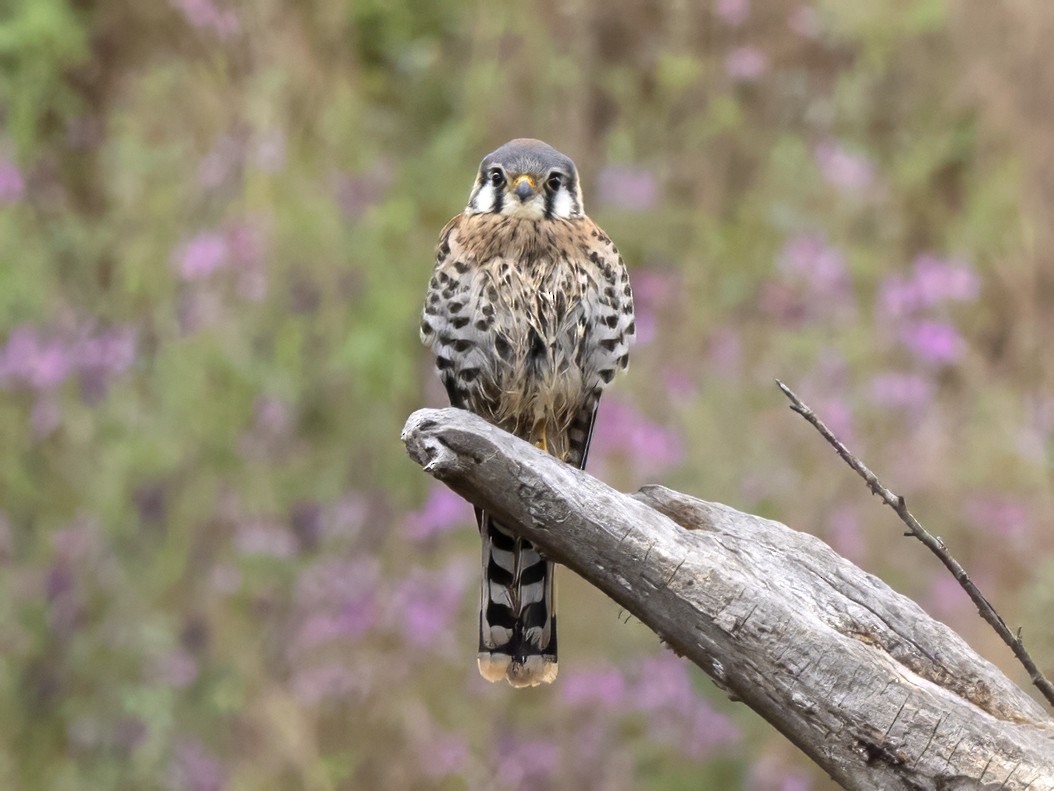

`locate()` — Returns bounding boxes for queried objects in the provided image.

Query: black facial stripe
[492,185,504,214]
[544,186,556,218]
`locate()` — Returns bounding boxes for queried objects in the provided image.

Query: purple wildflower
[868,372,935,412]
[758,280,808,325]
[912,254,980,303]
[5,329,68,390]
[175,222,267,302]
[632,654,696,714]
[590,400,685,475]
[295,599,376,648]
[494,738,560,789]
[290,663,363,704]
[73,327,137,377]
[762,235,854,325]
[169,0,239,39]
[629,267,678,344]
[595,166,660,211]
[714,0,750,26]
[877,274,918,320]
[0,326,115,393]
[420,733,470,779]
[229,223,267,303]
[633,306,658,345]
[778,234,850,296]
[29,339,71,390]
[681,702,742,758]
[293,559,380,651]
[898,320,964,365]
[878,255,979,320]
[749,756,814,790]
[965,495,1031,540]
[325,492,368,540]
[810,394,855,444]
[814,140,875,193]
[725,46,769,81]
[405,485,467,541]
[826,504,864,560]
[175,232,228,280]
[169,740,226,791]
[393,562,470,648]
[75,326,137,402]
[560,666,628,708]
[663,368,698,399]
[233,518,298,558]
[924,574,972,622]
[631,268,679,306]
[0,160,24,203]
[152,649,199,689]
[333,163,394,220]
[630,653,741,758]
[224,221,262,268]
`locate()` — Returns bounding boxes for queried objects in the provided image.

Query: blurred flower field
[0,1,1053,788]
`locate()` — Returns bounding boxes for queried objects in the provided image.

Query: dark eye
[546,174,563,191]
[489,169,505,188]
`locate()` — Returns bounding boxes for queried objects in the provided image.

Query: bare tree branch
[401,407,1054,791]
[776,379,1054,711]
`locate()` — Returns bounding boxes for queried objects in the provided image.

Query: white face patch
[550,186,575,219]
[470,182,497,213]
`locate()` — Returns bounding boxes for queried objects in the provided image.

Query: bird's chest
[482,255,590,358]
[470,256,593,420]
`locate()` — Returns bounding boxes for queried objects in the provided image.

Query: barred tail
[477,512,557,687]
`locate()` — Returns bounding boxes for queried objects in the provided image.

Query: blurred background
[1,0,1052,788]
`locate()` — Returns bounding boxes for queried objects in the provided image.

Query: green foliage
[0,0,89,156]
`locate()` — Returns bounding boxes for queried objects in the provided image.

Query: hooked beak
[512,175,536,201]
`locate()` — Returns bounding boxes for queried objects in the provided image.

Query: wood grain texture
[402,407,1054,790]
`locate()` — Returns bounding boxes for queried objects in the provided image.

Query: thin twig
[776,379,1054,710]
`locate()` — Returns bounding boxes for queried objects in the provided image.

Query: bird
[420,139,635,687]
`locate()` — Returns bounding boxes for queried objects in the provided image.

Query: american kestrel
[420,139,635,687]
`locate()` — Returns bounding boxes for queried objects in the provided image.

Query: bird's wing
[420,213,480,410]
[562,215,635,470]
[565,398,599,471]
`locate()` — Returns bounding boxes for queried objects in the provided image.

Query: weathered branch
[777,379,1054,710]
[402,408,1054,791]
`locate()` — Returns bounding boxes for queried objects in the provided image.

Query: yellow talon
[536,430,548,454]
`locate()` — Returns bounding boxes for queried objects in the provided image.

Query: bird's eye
[489,169,505,188]
[546,174,563,192]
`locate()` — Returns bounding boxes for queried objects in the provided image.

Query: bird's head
[466,138,583,220]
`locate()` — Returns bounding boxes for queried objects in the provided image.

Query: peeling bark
[402,408,1054,790]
